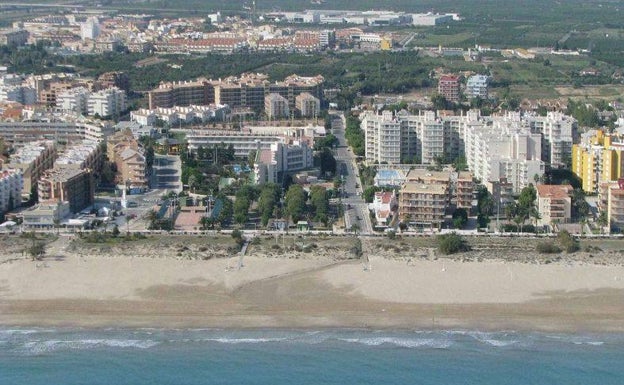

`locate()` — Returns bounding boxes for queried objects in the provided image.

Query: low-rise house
[368,191,397,228]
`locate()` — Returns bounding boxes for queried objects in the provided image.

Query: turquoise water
[1,328,624,384]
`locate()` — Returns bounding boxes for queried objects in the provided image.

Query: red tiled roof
[536,184,573,199]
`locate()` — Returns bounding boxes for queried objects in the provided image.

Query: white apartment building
[0,120,111,145]
[265,93,290,119]
[87,87,126,117]
[56,140,103,173]
[0,85,37,105]
[362,110,459,165]
[80,17,100,40]
[186,131,280,158]
[363,110,555,193]
[465,75,489,99]
[9,141,56,202]
[526,111,576,167]
[131,104,230,126]
[254,140,314,184]
[57,87,90,115]
[464,115,544,193]
[0,169,23,216]
[295,92,320,118]
[362,110,402,164]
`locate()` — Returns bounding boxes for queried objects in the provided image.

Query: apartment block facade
[57,87,90,115]
[107,130,148,189]
[536,184,573,226]
[265,93,290,119]
[295,92,320,117]
[465,75,489,99]
[253,140,314,185]
[363,110,554,194]
[437,75,460,102]
[9,141,56,203]
[572,130,624,194]
[148,73,323,112]
[0,169,23,217]
[148,79,215,109]
[87,87,126,117]
[399,182,447,228]
[37,166,94,213]
[0,121,110,145]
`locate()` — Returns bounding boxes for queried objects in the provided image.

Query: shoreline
[2,235,624,333]
[2,259,624,333]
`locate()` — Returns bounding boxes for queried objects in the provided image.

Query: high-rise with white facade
[295,92,320,118]
[0,85,37,105]
[254,140,313,184]
[362,110,563,193]
[57,87,90,115]
[87,87,126,117]
[362,110,402,164]
[465,75,489,99]
[80,17,100,40]
[464,113,544,193]
[265,93,290,119]
[0,169,23,217]
[527,111,577,167]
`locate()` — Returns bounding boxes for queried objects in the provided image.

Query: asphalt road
[330,112,373,234]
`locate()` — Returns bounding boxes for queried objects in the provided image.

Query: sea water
[1,327,623,384]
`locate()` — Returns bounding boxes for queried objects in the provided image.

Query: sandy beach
[1,235,624,332]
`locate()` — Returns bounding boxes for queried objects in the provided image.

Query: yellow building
[380,37,392,51]
[572,130,624,193]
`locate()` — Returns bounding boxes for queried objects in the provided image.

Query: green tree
[571,188,589,220]
[597,211,609,231]
[233,195,250,225]
[310,185,329,225]
[362,186,380,203]
[247,150,257,168]
[257,184,279,227]
[316,147,337,176]
[345,115,365,156]
[284,184,306,223]
[431,94,450,110]
[452,208,468,229]
[313,134,339,150]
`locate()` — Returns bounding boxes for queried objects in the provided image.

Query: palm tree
[529,207,541,233]
[597,211,609,233]
[350,223,361,235]
[53,217,60,235]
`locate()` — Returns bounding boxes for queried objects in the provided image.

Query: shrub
[557,230,579,253]
[350,238,363,258]
[437,233,470,255]
[536,241,562,254]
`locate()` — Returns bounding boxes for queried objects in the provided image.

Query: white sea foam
[463,331,519,347]
[545,334,607,346]
[0,328,55,336]
[339,337,452,349]
[22,339,159,354]
[206,337,287,344]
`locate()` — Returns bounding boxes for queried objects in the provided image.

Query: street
[330,112,373,234]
